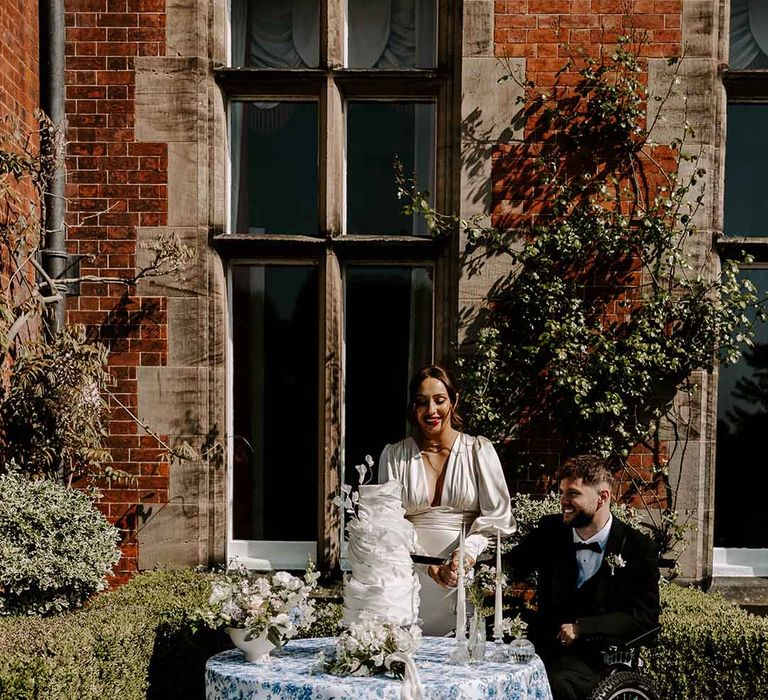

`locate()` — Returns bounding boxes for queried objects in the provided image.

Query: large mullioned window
[218,0,456,569]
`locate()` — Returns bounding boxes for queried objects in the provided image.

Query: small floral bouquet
[314,611,422,678]
[200,562,319,648]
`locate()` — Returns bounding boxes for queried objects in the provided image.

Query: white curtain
[730,0,768,69]
[230,1,248,231]
[234,0,320,68]
[230,0,433,69]
[348,0,435,68]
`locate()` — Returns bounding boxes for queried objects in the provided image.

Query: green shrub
[0,471,120,615]
[649,584,768,699]
[0,568,342,700]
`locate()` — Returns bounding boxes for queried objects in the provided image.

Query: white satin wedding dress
[378,433,515,636]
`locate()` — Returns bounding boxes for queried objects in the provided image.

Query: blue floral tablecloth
[206,636,553,700]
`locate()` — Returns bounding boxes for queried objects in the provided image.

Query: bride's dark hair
[407,364,464,430]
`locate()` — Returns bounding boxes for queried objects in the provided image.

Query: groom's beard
[565,509,595,529]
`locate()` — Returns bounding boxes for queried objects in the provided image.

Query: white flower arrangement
[501,614,528,640]
[465,563,499,609]
[200,562,319,648]
[605,553,626,576]
[314,611,422,678]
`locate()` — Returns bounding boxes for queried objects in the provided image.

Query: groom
[503,455,660,700]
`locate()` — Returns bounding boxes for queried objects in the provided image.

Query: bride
[378,365,515,636]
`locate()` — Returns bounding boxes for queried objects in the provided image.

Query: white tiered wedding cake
[342,480,421,626]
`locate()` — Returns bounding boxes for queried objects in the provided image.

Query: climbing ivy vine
[399,34,767,563]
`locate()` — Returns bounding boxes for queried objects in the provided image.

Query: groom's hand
[556,622,580,647]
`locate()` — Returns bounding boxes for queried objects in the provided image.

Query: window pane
[730,0,768,68]
[344,265,433,480]
[724,104,768,237]
[347,0,436,68]
[347,102,435,235]
[230,0,319,68]
[232,265,319,541]
[231,101,318,235]
[715,268,768,547]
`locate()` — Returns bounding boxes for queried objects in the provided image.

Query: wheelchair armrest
[599,626,660,670]
[614,626,660,651]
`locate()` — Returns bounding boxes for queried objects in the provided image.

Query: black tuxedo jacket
[504,514,660,650]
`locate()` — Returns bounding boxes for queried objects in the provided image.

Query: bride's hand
[428,563,457,588]
[447,551,475,584]
[428,552,475,588]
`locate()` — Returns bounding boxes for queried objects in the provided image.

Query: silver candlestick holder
[449,636,471,665]
[488,627,508,661]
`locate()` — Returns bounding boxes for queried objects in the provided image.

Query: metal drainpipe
[39,0,67,333]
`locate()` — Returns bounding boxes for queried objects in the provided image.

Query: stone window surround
[212,1,462,571]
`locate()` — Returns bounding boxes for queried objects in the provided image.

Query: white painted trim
[713,547,768,576]
[229,540,317,571]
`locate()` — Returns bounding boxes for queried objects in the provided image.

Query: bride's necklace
[421,451,441,472]
[420,444,449,473]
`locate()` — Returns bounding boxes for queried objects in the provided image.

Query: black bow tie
[574,541,602,554]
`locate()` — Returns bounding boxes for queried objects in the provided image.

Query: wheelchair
[587,627,661,700]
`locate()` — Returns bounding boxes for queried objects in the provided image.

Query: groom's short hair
[558,454,613,489]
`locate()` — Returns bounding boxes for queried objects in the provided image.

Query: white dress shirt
[573,514,612,588]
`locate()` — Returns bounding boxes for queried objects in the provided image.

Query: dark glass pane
[344,266,433,482]
[231,0,319,68]
[724,104,768,238]
[729,0,768,69]
[715,268,768,547]
[347,0,436,69]
[347,102,435,235]
[232,265,319,541]
[231,101,318,235]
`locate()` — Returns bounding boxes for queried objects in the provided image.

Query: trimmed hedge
[648,583,768,699]
[0,569,218,700]
[2,569,766,699]
[0,568,342,700]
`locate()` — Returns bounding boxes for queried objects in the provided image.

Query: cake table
[206,636,553,699]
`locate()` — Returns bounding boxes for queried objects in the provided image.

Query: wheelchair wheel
[589,670,660,700]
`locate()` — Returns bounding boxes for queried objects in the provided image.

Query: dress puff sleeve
[377,442,396,484]
[464,436,516,561]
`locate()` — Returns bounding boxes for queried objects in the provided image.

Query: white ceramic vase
[227,628,277,663]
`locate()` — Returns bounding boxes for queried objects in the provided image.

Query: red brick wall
[0,1,39,131]
[0,2,39,332]
[495,0,681,63]
[492,0,683,496]
[63,0,169,582]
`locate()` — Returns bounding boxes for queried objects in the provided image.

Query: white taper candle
[455,524,466,640]
[494,528,503,637]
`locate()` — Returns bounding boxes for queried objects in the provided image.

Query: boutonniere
[605,553,626,575]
